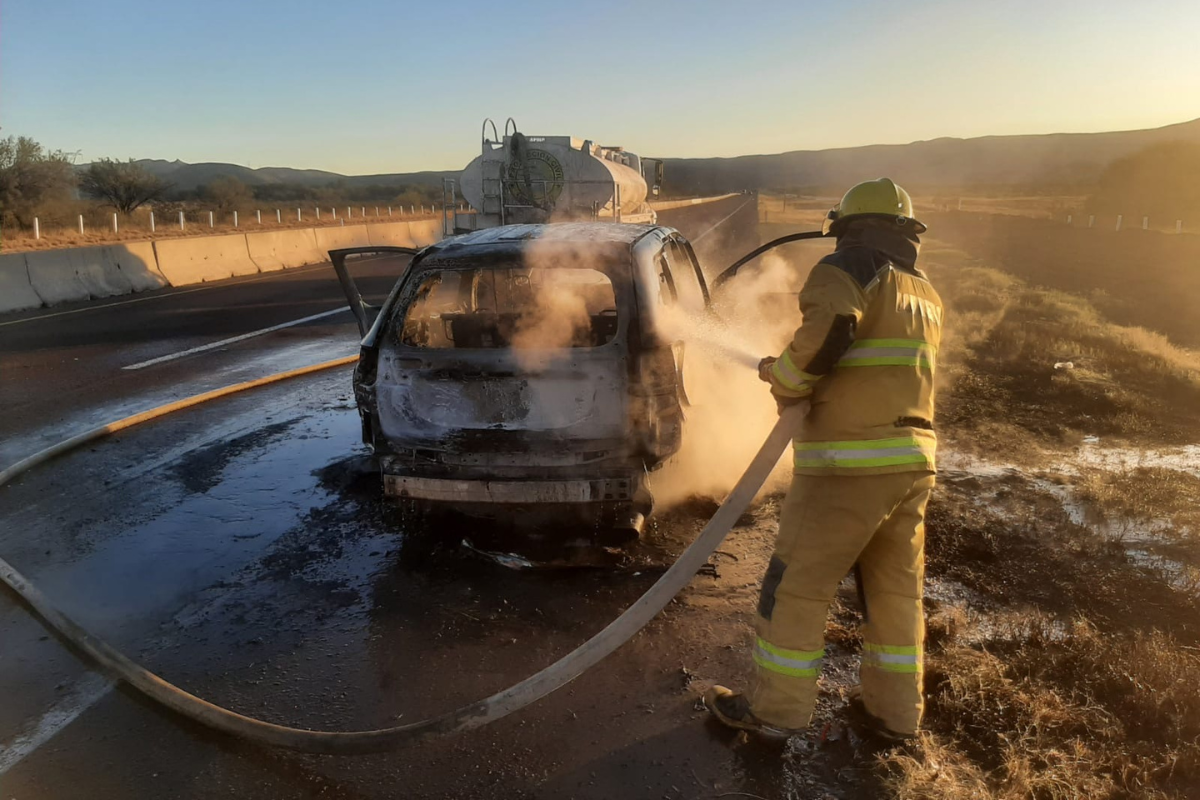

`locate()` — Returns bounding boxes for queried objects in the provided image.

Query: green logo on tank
[505,149,565,209]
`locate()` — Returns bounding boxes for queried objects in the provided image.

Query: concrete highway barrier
[313,225,372,253]
[23,249,105,305]
[410,220,442,247]
[154,234,259,285]
[0,219,441,314]
[0,253,42,313]
[105,243,170,293]
[366,222,418,248]
[22,244,165,305]
[245,229,324,272]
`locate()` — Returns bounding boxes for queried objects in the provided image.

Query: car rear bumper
[383,474,639,504]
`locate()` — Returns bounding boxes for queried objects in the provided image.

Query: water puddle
[2,408,362,646]
[1072,441,1200,477]
[945,444,1200,600]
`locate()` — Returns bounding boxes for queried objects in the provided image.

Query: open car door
[329,246,419,337]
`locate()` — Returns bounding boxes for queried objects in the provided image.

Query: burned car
[331,223,711,534]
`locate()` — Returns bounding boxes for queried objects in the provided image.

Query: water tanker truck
[443,118,664,235]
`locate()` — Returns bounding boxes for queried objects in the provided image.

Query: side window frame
[664,237,709,311]
[655,245,678,305]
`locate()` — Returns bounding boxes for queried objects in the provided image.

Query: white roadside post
[957,198,963,211]
[78,215,84,235]
[388,206,392,217]
[1088,215,1095,229]
[150,211,156,233]
[316,207,321,220]
[34,217,40,240]
[233,211,239,228]
[179,211,185,230]
[1142,216,1148,230]
[411,205,415,215]
[1067,214,1073,225]
[340,217,345,227]
[1115,214,1123,232]
[361,206,366,217]
[209,211,214,228]
[330,207,335,219]
[375,206,379,217]
[113,213,119,233]
[1178,220,1184,234]
[257,209,262,224]
[346,206,351,219]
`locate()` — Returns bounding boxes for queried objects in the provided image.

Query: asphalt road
[0,254,416,466]
[0,200,830,799]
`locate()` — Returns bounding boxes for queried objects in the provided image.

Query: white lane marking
[0,673,114,775]
[122,306,351,371]
[691,198,755,243]
[0,263,334,329]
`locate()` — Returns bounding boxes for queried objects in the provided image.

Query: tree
[80,158,170,213]
[0,136,76,227]
[202,176,254,212]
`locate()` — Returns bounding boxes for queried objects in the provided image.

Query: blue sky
[3,0,1198,174]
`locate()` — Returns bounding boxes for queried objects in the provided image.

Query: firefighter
[704,178,943,741]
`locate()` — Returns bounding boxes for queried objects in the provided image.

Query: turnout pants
[749,471,935,735]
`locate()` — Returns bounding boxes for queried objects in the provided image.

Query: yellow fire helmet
[823,178,927,236]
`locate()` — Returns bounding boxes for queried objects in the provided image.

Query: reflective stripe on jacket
[766,228,943,476]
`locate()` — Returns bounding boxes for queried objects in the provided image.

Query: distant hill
[95,117,1200,196]
[658,118,1200,195]
[122,159,457,192]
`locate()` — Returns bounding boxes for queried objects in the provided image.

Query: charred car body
[333,223,711,533]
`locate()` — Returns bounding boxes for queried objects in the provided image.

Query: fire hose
[0,357,804,754]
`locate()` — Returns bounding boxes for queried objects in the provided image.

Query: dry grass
[924,251,1200,452]
[881,459,1200,800]
[1074,467,1200,538]
[852,227,1200,799]
[884,613,1200,800]
[757,194,834,228]
[914,194,1088,220]
[759,191,1094,225]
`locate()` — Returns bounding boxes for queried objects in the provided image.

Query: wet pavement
[0,363,858,799]
[0,253,411,466]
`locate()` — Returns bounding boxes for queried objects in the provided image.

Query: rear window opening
[397,266,619,349]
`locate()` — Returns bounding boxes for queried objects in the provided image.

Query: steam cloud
[651,252,811,507]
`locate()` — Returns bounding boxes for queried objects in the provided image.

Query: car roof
[428,222,664,258]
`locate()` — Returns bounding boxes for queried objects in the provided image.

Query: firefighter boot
[703,685,803,740]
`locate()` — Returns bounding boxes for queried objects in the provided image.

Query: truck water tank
[460,135,649,222]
